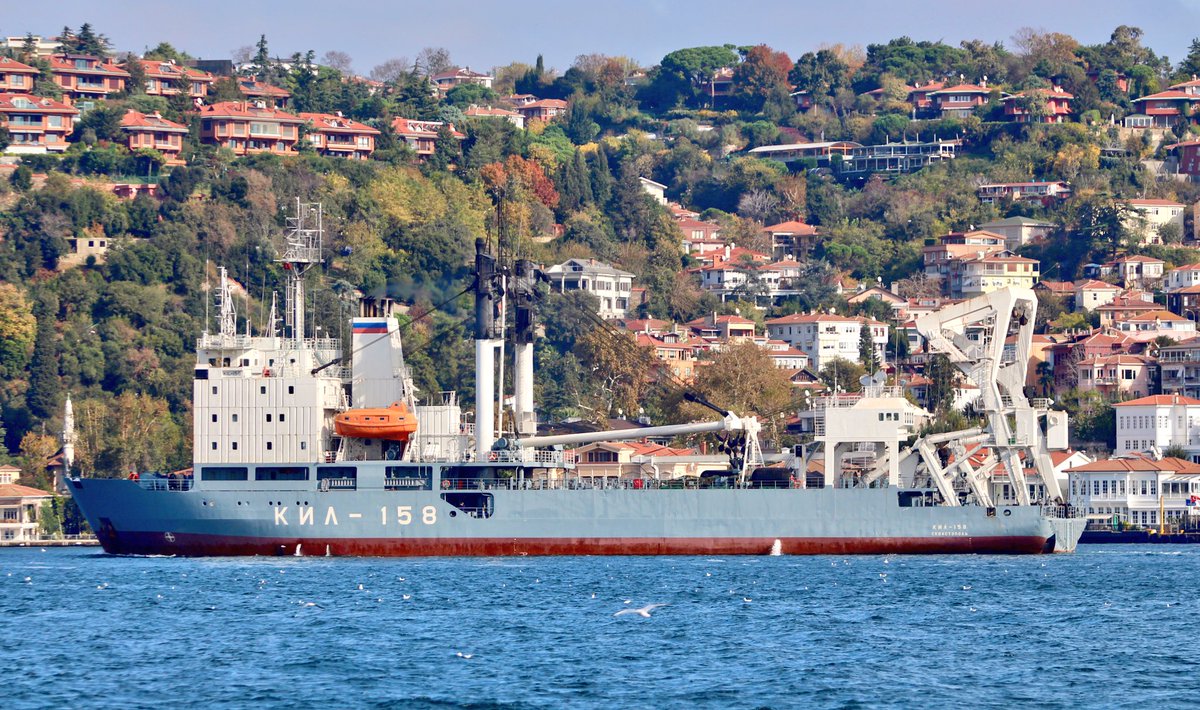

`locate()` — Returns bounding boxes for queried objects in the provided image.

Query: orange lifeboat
[333,402,418,441]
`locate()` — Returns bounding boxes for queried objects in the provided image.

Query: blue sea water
[0,545,1194,709]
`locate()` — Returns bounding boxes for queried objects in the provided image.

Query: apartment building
[765,313,887,371]
[299,112,379,160]
[1114,394,1200,460]
[0,93,78,153]
[121,109,188,165]
[198,101,303,155]
[129,59,214,100]
[390,117,464,159]
[0,56,38,92]
[47,53,129,107]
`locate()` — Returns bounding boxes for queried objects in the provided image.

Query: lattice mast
[278,200,324,344]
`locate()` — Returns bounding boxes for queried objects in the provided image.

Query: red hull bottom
[98,532,1053,556]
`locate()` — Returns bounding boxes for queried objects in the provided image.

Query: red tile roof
[133,59,213,81]
[236,78,290,98]
[0,93,77,113]
[1075,279,1121,291]
[764,220,819,235]
[1067,454,1200,474]
[121,109,187,132]
[0,57,38,74]
[48,54,130,77]
[298,112,380,135]
[198,101,302,122]
[0,483,53,499]
[1113,394,1200,407]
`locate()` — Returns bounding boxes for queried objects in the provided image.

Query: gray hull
[68,474,1082,556]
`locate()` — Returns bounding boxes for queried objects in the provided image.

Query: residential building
[746,140,860,164]
[0,465,18,485]
[701,67,736,99]
[130,59,213,99]
[47,54,129,107]
[198,101,303,156]
[765,314,887,371]
[677,217,723,254]
[1001,87,1073,123]
[977,181,1071,205]
[1111,309,1197,341]
[956,253,1039,298]
[978,216,1055,251]
[0,35,61,58]
[921,230,1006,284]
[299,112,379,160]
[1096,296,1160,327]
[236,78,290,108]
[516,99,568,123]
[0,93,78,153]
[927,82,991,118]
[763,220,820,260]
[1075,353,1156,399]
[1130,78,1200,127]
[463,104,524,128]
[545,258,634,319]
[569,441,718,483]
[121,110,188,165]
[1159,337,1200,398]
[685,313,757,341]
[1167,286,1200,321]
[1114,395,1200,459]
[635,332,698,382]
[430,67,493,97]
[639,177,667,204]
[1106,254,1166,288]
[763,340,810,369]
[390,117,464,159]
[992,450,1093,506]
[1166,262,1200,292]
[1068,454,1200,528]
[0,56,38,92]
[1074,280,1122,311]
[1035,280,1077,310]
[907,80,946,116]
[1048,331,1143,388]
[1166,140,1200,177]
[1124,199,1185,245]
[0,482,52,543]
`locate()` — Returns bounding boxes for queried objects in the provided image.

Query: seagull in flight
[614,603,668,618]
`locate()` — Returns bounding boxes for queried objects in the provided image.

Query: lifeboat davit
[333,402,418,441]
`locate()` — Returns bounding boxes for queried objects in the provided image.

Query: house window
[266,414,272,422]
[279,414,286,422]
[212,386,218,395]
[288,386,295,394]
[211,414,218,423]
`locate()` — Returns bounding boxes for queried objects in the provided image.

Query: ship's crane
[903,288,1069,506]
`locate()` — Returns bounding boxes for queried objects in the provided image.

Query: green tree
[925,353,956,414]
[0,284,36,378]
[27,295,60,420]
[820,357,866,394]
[10,164,33,191]
[645,45,739,108]
[789,49,849,100]
[858,322,880,373]
[123,57,146,96]
[251,34,272,81]
[732,44,793,113]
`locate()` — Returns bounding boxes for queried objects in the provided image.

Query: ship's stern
[1042,506,1087,553]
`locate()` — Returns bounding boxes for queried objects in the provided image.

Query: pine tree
[252,35,272,81]
[123,57,146,96]
[74,23,107,57]
[19,33,36,61]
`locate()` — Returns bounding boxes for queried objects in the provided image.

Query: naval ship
[69,203,1085,556]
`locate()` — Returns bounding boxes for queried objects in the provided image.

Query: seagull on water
[456,652,474,659]
[614,603,668,618]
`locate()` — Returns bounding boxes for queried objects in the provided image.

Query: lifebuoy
[442,479,451,489]
[488,452,498,462]
[262,367,271,377]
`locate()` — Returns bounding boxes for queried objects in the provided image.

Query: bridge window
[202,467,248,481]
[255,466,308,481]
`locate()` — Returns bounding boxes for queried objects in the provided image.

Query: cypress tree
[572,149,594,206]
[27,296,59,420]
[590,144,613,207]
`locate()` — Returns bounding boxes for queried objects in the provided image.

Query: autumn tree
[0,284,36,378]
[819,357,866,394]
[732,45,792,113]
[575,328,655,422]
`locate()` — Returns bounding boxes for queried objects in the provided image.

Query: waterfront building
[1067,454,1200,527]
[0,481,51,543]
